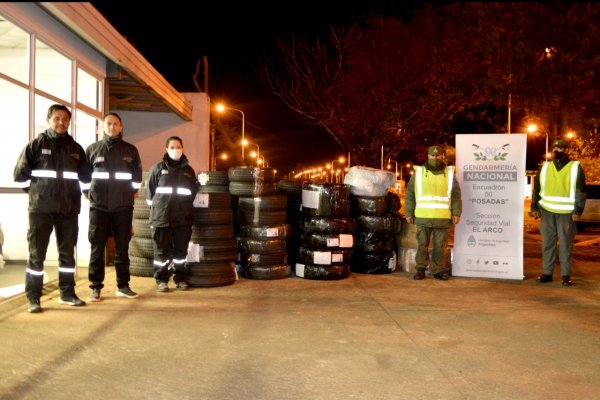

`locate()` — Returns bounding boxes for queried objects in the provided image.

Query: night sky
[90,1,424,175]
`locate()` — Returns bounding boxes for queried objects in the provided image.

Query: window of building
[77,67,102,112]
[0,17,29,85]
[35,39,72,103]
[0,12,104,189]
[0,79,28,187]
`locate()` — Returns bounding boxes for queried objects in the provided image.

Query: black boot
[536,274,553,283]
[562,275,573,286]
[413,268,426,280]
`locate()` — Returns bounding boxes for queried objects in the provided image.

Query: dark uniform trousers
[415,225,450,275]
[26,212,79,301]
[88,208,133,290]
[539,209,576,276]
[152,225,192,283]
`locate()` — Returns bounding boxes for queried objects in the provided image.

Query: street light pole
[330,157,345,183]
[216,104,245,160]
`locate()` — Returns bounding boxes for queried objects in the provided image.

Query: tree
[261,3,599,167]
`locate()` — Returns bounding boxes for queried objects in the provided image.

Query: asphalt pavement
[0,254,599,400]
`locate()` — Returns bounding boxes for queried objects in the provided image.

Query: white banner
[453,134,527,280]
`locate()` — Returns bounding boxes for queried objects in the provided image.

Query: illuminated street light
[215,103,245,159]
[244,140,260,166]
[329,157,345,183]
[527,123,549,161]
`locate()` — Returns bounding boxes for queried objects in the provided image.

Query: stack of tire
[276,180,304,272]
[187,171,238,288]
[129,171,154,277]
[229,166,289,280]
[296,183,354,280]
[351,192,402,274]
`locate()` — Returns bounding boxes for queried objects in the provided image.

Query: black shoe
[536,274,553,283]
[27,299,42,314]
[88,288,102,302]
[433,272,449,281]
[116,286,139,298]
[413,268,426,280]
[562,276,573,286]
[59,294,86,307]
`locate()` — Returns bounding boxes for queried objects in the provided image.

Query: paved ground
[0,254,599,400]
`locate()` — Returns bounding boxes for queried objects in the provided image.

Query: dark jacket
[531,157,586,215]
[84,134,142,212]
[13,129,92,215]
[147,154,198,228]
[404,161,462,228]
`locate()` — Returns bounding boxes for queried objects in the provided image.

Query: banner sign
[453,134,527,280]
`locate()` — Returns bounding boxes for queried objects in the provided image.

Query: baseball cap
[428,146,444,156]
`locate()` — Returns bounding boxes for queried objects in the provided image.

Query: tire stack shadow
[296,183,354,280]
[229,167,290,280]
[187,171,237,288]
[276,180,304,274]
[351,193,402,274]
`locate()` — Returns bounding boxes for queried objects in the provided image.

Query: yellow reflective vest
[538,160,579,214]
[414,166,454,218]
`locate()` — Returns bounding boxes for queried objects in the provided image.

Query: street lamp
[215,103,245,160]
[244,140,260,165]
[527,123,549,161]
[329,157,345,183]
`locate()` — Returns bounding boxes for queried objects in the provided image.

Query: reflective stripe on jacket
[84,135,142,212]
[13,130,91,215]
[147,154,198,228]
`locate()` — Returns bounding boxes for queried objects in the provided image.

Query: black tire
[356,215,402,234]
[241,249,288,266]
[129,255,154,277]
[295,263,351,280]
[237,209,287,226]
[132,219,152,238]
[229,181,277,197]
[228,166,275,182]
[193,191,232,209]
[355,232,395,252]
[191,224,235,241]
[193,208,234,225]
[198,170,229,186]
[351,193,401,216]
[277,180,303,197]
[301,183,351,217]
[351,250,397,274]
[239,224,291,239]
[186,262,237,288]
[242,264,290,280]
[302,217,356,234]
[238,238,287,254]
[300,232,355,249]
[129,237,154,258]
[296,246,353,266]
[238,194,287,211]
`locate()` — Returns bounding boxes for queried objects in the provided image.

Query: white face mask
[167,149,183,160]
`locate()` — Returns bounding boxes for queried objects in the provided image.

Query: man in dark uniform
[14,104,92,313]
[404,145,462,281]
[83,112,142,301]
[530,138,586,286]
